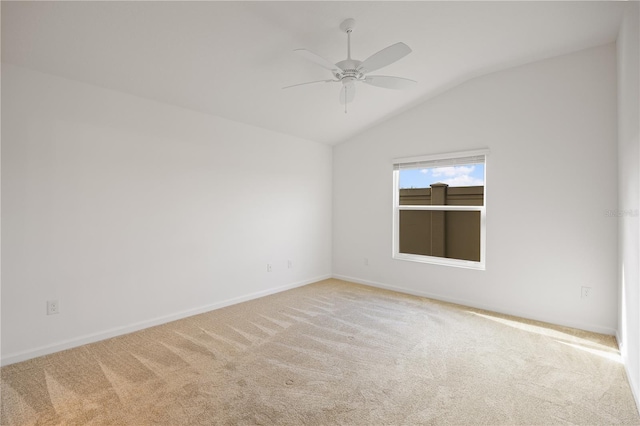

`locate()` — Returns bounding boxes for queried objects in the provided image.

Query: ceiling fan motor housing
[335,59,364,81]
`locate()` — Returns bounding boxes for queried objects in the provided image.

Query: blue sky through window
[399,163,485,189]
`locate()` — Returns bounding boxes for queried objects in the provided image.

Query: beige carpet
[1,279,639,425]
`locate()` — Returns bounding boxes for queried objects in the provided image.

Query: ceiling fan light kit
[284,18,417,113]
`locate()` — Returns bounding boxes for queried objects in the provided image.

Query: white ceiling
[1,1,626,145]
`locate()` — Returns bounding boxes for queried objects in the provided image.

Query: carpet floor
[1,279,639,425]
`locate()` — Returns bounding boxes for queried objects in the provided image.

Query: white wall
[617,1,640,410]
[1,65,333,365]
[333,44,618,334]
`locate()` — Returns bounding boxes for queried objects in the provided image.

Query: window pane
[399,186,484,206]
[399,210,481,262]
[393,151,487,268]
[398,163,484,189]
[398,163,484,206]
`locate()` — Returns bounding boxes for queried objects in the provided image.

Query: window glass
[393,151,487,269]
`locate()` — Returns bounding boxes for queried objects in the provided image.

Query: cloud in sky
[421,165,484,186]
[399,164,484,189]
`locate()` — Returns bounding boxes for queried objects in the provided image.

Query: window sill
[393,253,485,270]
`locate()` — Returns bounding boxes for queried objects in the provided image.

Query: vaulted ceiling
[1,1,626,145]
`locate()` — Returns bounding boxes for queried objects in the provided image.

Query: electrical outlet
[267,264,272,272]
[364,258,369,266]
[287,260,293,269]
[47,300,59,315]
[581,286,592,299]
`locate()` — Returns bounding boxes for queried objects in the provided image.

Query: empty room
[1,1,639,424]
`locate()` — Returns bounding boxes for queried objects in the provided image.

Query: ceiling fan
[284,18,417,111]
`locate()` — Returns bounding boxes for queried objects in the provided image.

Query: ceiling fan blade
[358,42,412,73]
[294,49,339,71]
[282,79,336,90]
[340,83,355,105]
[363,75,417,90]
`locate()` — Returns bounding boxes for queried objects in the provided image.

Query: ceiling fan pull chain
[344,86,348,114]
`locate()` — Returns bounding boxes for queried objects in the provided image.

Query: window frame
[392,149,488,270]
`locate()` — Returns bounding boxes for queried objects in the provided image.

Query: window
[392,149,487,269]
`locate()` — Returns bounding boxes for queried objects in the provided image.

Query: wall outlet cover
[47,300,59,315]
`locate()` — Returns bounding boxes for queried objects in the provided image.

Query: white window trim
[392,148,489,270]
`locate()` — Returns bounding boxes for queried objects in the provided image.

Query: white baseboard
[1,274,331,367]
[332,274,617,336]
